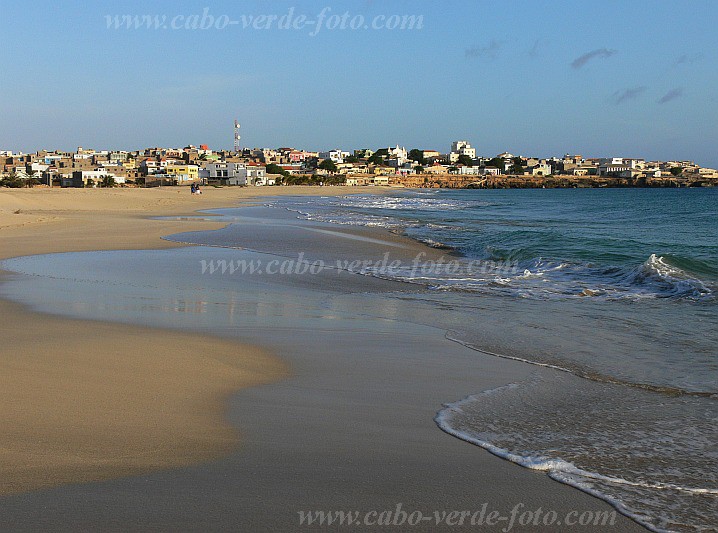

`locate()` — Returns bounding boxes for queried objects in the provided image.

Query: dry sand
[0,185,370,257]
[0,186,361,496]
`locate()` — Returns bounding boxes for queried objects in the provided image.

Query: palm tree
[24,169,39,187]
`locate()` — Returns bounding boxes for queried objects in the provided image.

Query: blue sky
[1,0,717,166]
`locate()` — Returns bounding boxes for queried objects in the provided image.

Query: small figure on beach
[190,184,196,194]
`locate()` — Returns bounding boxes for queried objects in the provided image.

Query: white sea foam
[635,254,712,299]
[364,253,715,302]
[436,384,718,533]
[334,195,488,211]
[270,196,716,302]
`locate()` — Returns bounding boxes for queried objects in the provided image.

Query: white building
[387,145,408,164]
[139,159,160,175]
[530,163,552,176]
[598,158,645,176]
[29,162,49,175]
[451,140,476,160]
[62,170,123,187]
[457,166,482,175]
[199,162,269,186]
[250,167,274,186]
[318,149,349,164]
[108,151,129,163]
[200,162,248,186]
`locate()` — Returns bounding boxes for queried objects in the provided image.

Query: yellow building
[166,164,199,184]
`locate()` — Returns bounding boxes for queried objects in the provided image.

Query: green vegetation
[486,157,505,169]
[367,150,386,165]
[24,170,40,187]
[0,171,39,188]
[281,174,345,186]
[457,154,474,167]
[265,163,291,185]
[100,175,116,188]
[318,159,338,173]
[322,174,346,185]
[266,163,290,177]
[509,156,525,175]
[0,171,24,188]
[670,167,683,176]
[409,149,425,164]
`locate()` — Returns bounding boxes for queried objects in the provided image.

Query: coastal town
[2,136,717,189]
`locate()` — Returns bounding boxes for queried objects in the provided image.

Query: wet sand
[0,187,647,531]
[0,186,358,496]
[0,299,285,496]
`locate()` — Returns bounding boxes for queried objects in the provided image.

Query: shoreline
[0,185,378,259]
[0,187,648,531]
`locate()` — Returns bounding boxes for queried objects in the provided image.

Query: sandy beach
[0,186,361,496]
[0,185,368,257]
[0,187,647,531]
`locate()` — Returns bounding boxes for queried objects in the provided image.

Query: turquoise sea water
[278,188,717,302]
[267,188,717,532]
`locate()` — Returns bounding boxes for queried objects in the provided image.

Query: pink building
[289,151,310,163]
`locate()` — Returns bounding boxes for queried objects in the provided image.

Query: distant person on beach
[190,184,196,194]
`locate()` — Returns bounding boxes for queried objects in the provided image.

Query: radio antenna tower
[234,119,241,153]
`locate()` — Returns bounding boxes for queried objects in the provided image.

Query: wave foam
[625,254,713,300]
[436,386,718,533]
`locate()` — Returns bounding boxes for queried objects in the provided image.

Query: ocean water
[267,188,718,532]
[273,189,717,302]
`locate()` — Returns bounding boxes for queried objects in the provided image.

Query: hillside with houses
[2,140,716,189]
